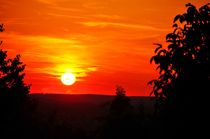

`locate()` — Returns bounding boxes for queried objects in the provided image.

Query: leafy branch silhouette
[149,3,210,105]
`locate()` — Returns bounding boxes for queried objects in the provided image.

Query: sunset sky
[0,0,208,96]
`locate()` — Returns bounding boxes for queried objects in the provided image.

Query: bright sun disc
[61,72,76,85]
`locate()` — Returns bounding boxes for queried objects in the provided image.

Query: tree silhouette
[0,24,30,104]
[109,85,130,115]
[149,3,210,137]
[0,24,31,138]
[102,86,139,139]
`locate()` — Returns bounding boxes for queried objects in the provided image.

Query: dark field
[31,94,155,133]
[0,93,157,139]
[28,94,155,138]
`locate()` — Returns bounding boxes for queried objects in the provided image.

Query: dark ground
[31,94,155,135]
[1,94,157,139]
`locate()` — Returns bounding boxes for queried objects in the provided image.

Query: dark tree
[109,85,130,115]
[149,3,210,138]
[0,24,30,104]
[102,86,137,139]
[0,24,31,138]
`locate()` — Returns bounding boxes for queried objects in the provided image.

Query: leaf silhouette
[172,23,178,28]
[166,33,174,40]
[157,49,167,56]
[154,43,162,53]
[173,14,181,23]
[179,15,185,23]
[185,3,193,7]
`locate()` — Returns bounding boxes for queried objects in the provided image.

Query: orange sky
[0,0,208,96]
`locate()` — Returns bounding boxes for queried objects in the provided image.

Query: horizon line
[30,93,152,97]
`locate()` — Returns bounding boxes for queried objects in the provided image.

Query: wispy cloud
[36,0,82,12]
[36,0,56,5]
[48,5,82,12]
[2,33,97,80]
[91,14,123,20]
[47,13,86,19]
[82,2,107,9]
[80,21,170,31]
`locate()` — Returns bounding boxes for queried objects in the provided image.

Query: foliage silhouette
[0,24,31,138]
[149,3,210,137]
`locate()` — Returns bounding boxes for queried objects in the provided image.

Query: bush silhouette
[149,3,210,137]
[0,24,31,138]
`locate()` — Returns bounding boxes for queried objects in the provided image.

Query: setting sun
[61,73,76,86]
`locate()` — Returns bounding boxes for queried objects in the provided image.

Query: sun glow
[61,72,76,86]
